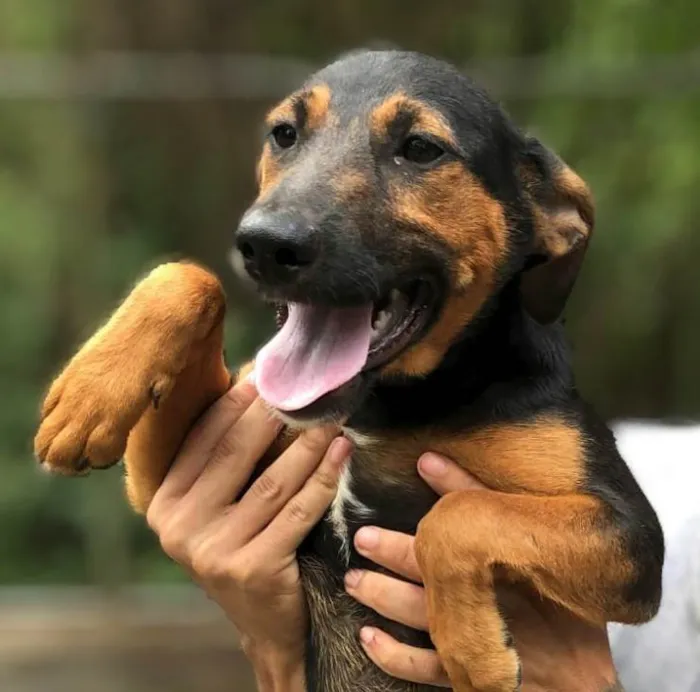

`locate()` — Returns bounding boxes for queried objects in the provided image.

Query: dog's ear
[518,137,595,324]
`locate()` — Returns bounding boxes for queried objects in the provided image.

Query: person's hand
[146,380,352,690]
[344,453,619,690]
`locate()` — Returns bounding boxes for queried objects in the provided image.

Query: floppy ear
[518,137,595,324]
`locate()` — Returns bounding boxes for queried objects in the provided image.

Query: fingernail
[354,526,379,553]
[345,570,363,589]
[245,369,256,384]
[360,627,376,645]
[329,436,353,467]
[419,453,448,477]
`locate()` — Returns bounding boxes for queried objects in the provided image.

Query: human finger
[417,452,487,496]
[149,382,257,511]
[184,397,283,507]
[353,526,422,583]
[230,425,342,544]
[247,435,352,556]
[344,569,429,630]
[359,627,451,687]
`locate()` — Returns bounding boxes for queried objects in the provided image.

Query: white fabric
[609,422,700,692]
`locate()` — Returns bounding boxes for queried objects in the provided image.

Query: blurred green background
[0,1,698,688]
[3,0,700,588]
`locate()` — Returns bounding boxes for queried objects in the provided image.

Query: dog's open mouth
[255,280,436,411]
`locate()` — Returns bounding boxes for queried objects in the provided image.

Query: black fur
[234,49,664,692]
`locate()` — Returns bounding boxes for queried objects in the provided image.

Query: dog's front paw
[34,262,226,476]
[422,574,521,692]
[34,346,173,475]
[437,629,521,692]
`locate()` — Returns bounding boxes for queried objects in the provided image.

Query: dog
[34,50,664,692]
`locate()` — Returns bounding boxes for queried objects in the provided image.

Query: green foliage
[0,0,698,585]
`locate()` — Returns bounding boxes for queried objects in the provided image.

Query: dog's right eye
[271,124,298,149]
[399,136,445,165]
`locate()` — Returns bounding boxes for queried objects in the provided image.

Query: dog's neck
[348,282,575,432]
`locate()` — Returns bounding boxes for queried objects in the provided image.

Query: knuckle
[191,546,227,582]
[158,531,188,564]
[145,502,162,533]
[313,466,340,492]
[227,556,260,589]
[155,512,192,563]
[213,429,243,460]
[299,428,333,455]
[286,499,312,525]
[225,387,252,413]
[251,472,283,502]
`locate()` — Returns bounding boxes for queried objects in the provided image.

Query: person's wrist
[244,638,306,692]
[555,630,617,691]
[525,640,617,691]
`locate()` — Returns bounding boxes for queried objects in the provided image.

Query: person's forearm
[254,662,306,692]
[247,644,307,692]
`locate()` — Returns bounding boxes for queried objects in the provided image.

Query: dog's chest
[298,432,447,692]
[318,431,440,569]
[327,462,374,564]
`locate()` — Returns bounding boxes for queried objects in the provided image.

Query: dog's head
[231,50,594,423]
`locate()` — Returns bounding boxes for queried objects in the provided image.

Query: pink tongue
[256,303,373,411]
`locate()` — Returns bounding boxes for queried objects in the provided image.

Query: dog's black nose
[235,212,319,285]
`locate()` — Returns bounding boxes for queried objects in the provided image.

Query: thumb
[417,453,488,496]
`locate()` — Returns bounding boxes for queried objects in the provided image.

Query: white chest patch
[328,461,374,565]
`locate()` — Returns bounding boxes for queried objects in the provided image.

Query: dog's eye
[400,136,444,164]
[271,124,298,149]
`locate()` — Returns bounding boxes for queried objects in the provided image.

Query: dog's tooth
[390,288,401,304]
[373,309,391,334]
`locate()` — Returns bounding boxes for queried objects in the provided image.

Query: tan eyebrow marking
[370,91,457,147]
[265,98,296,128]
[264,84,333,130]
[304,84,332,130]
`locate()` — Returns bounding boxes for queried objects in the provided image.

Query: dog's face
[232,50,594,423]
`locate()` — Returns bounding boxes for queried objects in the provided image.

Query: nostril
[240,242,255,260]
[275,247,312,269]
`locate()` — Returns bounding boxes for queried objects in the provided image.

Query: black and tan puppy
[34,50,663,692]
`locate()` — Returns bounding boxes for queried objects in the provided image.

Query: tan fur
[304,84,333,130]
[264,98,297,130]
[356,416,583,494]
[34,263,231,513]
[331,169,369,201]
[414,491,637,691]
[521,160,593,260]
[383,162,508,377]
[370,92,458,149]
[256,143,281,199]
